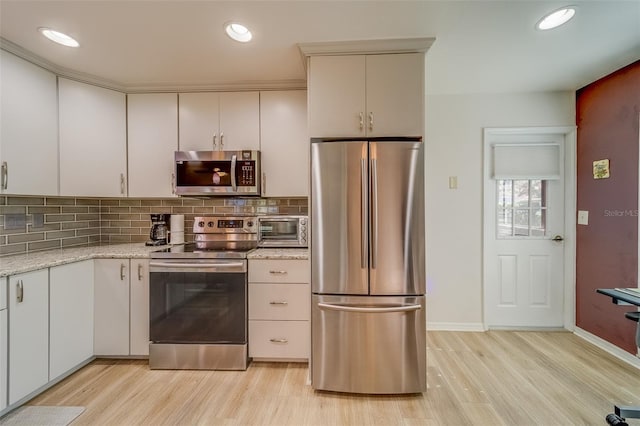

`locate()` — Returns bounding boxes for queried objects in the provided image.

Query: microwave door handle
[230,154,237,191]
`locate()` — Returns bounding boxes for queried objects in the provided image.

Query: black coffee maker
[146,214,169,246]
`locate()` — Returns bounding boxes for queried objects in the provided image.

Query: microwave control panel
[237,161,256,186]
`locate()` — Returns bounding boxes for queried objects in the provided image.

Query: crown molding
[1,37,307,93]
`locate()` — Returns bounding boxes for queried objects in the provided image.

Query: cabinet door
[94,259,130,356]
[59,79,127,197]
[0,51,58,196]
[178,92,220,151]
[365,53,424,137]
[260,91,309,196]
[128,93,178,197]
[130,259,149,356]
[8,269,49,405]
[219,92,260,151]
[49,260,94,380]
[0,309,6,411]
[308,55,365,138]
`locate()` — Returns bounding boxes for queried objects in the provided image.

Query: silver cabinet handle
[230,154,237,191]
[370,158,378,269]
[368,112,374,132]
[120,263,126,281]
[171,173,176,195]
[318,303,421,313]
[120,173,126,195]
[269,270,287,275]
[360,157,367,269]
[262,172,266,196]
[269,338,288,344]
[269,301,288,305]
[1,161,7,190]
[213,133,217,150]
[137,263,143,281]
[16,280,23,303]
[359,112,364,130]
[220,132,224,149]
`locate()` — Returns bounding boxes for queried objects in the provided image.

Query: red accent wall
[576,60,640,353]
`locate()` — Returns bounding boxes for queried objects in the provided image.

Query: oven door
[149,259,247,344]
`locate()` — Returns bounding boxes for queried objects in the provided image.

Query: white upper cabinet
[179,92,259,151]
[59,78,127,197]
[127,93,178,197]
[0,50,58,195]
[260,90,309,197]
[308,53,425,138]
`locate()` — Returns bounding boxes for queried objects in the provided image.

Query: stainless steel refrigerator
[311,137,426,394]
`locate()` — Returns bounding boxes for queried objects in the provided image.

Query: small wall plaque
[593,159,610,179]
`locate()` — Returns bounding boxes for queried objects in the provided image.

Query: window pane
[530,180,542,208]
[514,209,529,236]
[498,208,513,238]
[513,180,530,207]
[497,180,513,208]
[531,208,546,236]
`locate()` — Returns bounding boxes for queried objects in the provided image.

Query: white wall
[425,91,575,330]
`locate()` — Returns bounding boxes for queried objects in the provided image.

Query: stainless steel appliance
[174,150,261,196]
[311,137,425,394]
[145,213,169,246]
[149,216,258,370]
[257,215,308,248]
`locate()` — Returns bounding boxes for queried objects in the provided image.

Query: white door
[484,130,567,328]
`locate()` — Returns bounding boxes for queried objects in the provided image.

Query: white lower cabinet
[49,261,94,380]
[0,279,7,412]
[8,269,49,405]
[248,259,310,361]
[94,259,149,356]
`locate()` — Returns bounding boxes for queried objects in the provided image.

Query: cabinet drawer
[249,320,309,360]
[249,283,309,320]
[248,259,309,283]
[0,278,6,310]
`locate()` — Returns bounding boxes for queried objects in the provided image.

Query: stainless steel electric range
[148,216,257,370]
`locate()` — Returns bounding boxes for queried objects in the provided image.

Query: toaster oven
[257,216,308,248]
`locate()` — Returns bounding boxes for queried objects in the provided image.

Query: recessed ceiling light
[38,27,79,47]
[536,6,576,30]
[225,22,252,43]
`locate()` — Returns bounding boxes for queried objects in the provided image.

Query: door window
[497,179,547,238]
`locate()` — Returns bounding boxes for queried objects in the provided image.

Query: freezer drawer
[311,294,426,394]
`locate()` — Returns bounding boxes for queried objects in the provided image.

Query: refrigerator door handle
[361,157,368,269]
[317,302,421,313]
[370,158,378,269]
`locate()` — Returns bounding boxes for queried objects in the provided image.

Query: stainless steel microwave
[175,150,261,196]
[257,215,308,248]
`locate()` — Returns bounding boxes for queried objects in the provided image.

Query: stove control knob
[198,221,205,228]
[247,220,254,227]
[207,221,214,228]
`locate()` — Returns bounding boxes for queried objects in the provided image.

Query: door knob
[552,235,564,242]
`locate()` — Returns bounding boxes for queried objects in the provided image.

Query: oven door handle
[149,261,246,273]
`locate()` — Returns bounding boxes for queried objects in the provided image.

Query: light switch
[578,210,589,225]
[448,176,458,189]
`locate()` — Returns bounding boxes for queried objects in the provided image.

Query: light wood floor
[26,331,640,425]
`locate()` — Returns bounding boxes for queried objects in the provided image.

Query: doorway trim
[482,126,577,330]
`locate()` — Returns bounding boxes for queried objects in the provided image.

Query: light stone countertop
[0,245,309,277]
[0,244,169,277]
[246,248,309,260]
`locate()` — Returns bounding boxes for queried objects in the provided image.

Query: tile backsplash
[0,196,308,256]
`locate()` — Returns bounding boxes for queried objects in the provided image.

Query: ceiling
[0,1,638,95]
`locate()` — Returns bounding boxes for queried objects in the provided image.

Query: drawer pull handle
[269,301,288,305]
[269,270,287,275]
[269,338,288,344]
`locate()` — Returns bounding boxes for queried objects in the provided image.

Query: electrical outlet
[448,176,458,189]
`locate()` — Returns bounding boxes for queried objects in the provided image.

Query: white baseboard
[427,322,486,332]
[574,327,640,369]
